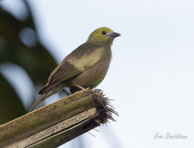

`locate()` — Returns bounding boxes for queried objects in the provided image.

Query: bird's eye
[101,31,107,35]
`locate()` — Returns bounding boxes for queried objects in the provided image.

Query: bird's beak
[109,32,121,38]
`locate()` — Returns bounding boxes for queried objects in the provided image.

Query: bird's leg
[70,85,89,94]
[75,84,86,90]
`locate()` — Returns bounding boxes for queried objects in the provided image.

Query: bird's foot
[94,88,102,93]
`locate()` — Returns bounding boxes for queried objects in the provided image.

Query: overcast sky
[1,0,194,147]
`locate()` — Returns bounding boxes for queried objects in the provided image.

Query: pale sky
[1,0,194,147]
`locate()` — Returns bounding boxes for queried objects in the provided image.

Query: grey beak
[110,32,121,38]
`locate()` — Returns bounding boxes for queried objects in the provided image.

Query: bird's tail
[29,93,49,112]
[29,83,66,112]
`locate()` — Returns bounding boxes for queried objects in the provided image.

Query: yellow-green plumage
[29,27,120,111]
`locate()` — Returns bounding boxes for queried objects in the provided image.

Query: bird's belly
[70,59,110,88]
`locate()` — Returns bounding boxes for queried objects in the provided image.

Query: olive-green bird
[29,27,120,111]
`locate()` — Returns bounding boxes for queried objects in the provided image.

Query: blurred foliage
[0,73,26,124]
[0,1,57,124]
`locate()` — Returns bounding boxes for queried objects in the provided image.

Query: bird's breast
[70,50,111,88]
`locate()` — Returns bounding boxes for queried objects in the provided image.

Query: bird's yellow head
[87,27,120,46]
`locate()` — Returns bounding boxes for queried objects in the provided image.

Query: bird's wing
[40,43,104,94]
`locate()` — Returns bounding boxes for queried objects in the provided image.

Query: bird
[29,27,120,111]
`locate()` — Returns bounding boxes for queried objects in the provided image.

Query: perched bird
[29,27,120,111]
